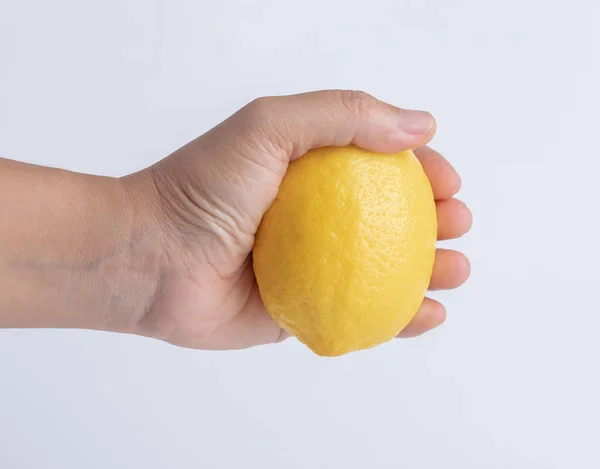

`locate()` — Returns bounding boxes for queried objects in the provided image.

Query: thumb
[224,89,436,160]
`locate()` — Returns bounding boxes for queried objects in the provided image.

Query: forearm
[0,158,160,333]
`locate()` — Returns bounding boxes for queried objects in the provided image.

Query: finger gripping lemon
[253,146,437,356]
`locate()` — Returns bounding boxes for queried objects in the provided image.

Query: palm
[142,145,471,350]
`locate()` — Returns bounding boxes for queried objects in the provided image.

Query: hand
[123,90,472,350]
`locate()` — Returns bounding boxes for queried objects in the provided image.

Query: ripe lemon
[253,145,437,356]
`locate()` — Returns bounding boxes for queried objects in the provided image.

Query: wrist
[54,172,163,334]
[115,168,169,335]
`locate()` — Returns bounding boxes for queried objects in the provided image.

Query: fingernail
[397,109,434,135]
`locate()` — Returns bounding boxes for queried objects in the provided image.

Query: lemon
[253,145,437,356]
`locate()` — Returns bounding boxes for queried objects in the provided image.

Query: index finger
[414,146,462,200]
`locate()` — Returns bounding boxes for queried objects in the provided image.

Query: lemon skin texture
[253,145,437,357]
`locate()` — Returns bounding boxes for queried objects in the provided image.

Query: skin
[0,90,472,350]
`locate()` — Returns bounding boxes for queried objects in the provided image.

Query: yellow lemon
[253,145,437,356]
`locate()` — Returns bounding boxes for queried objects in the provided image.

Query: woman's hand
[122,90,472,349]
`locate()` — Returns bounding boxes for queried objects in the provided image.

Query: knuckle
[338,89,373,117]
[239,97,292,160]
[243,96,276,120]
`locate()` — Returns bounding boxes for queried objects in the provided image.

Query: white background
[1,1,599,468]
